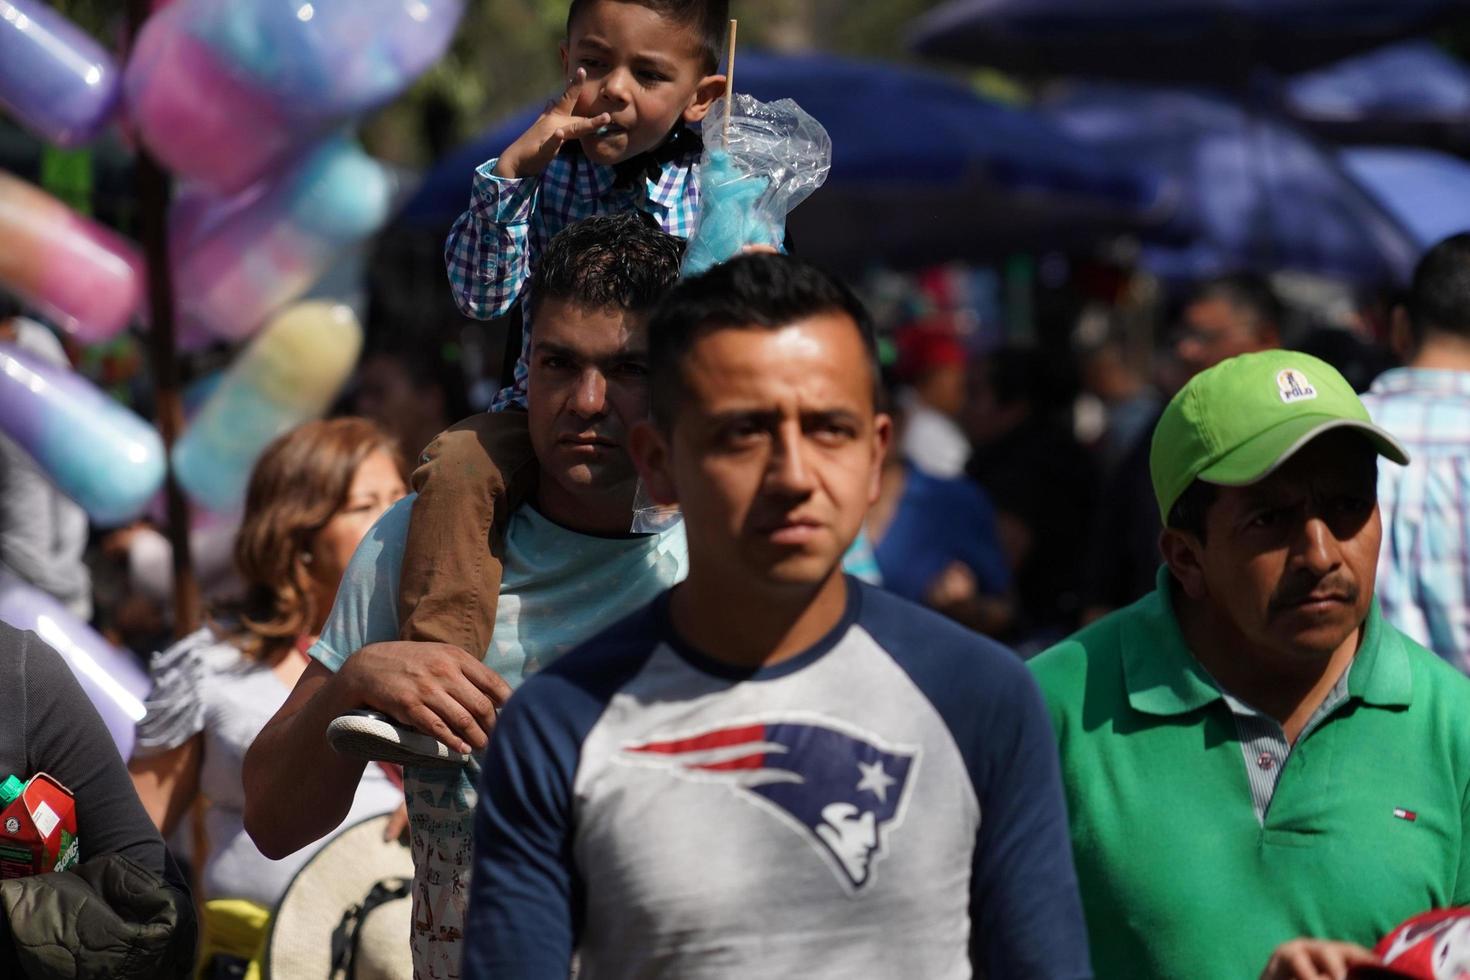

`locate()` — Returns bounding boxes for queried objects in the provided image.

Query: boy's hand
[493,68,613,179]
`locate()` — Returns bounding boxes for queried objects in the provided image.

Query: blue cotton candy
[681,149,779,277]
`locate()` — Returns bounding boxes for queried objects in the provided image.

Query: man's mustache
[1268,574,1359,614]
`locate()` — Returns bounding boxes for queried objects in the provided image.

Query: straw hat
[262,813,414,980]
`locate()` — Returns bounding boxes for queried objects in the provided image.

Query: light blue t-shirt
[311,495,688,980]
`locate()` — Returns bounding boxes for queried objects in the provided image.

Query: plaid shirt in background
[444,142,702,410]
[1361,367,1470,673]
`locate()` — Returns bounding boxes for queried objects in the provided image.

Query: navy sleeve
[463,676,582,980]
[463,601,666,980]
[967,660,1089,979]
[859,585,1090,980]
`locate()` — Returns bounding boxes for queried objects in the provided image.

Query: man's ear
[682,73,727,124]
[1159,528,1208,600]
[629,420,678,505]
[1389,305,1414,362]
[868,413,894,506]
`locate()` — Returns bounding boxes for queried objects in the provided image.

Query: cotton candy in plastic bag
[681,93,831,278]
[125,0,463,194]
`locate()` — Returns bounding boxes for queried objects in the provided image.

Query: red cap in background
[895,316,966,383]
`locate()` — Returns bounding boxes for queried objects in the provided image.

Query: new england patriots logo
[620,719,918,890]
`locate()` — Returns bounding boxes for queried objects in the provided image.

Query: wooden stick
[723,18,738,144]
[126,0,202,637]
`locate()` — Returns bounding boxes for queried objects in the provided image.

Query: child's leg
[396,411,536,656]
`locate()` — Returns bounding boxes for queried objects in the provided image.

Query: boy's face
[562,0,725,167]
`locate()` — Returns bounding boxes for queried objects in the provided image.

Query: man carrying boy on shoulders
[244,214,689,980]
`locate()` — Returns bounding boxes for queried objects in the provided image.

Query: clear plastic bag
[681,93,833,277]
[630,480,683,534]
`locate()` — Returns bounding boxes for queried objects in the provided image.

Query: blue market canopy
[1285,40,1470,149]
[1340,146,1470,250]
[1044,84,1422,284]
[909,0,1470,85]
[401,51,1179,272]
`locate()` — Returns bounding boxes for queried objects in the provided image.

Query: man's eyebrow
[803,408,864,424]
[707,408,781,426]
[532,341,580,359]
[1237,484,1287,507]
[533,340,647,363]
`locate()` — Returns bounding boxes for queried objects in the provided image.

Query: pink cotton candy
[171,137,396,342]
[0,172,144,342]
[125,19,294,195]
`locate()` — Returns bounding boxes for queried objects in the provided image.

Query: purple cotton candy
[0,343,165,527]
[0,0,122,146]
[0,569,149,759]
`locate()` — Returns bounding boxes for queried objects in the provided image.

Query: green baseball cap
[1150,349,1409,522]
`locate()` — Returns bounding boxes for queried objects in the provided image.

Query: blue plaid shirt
[444,143,702,409]
[1361,367,1470,673]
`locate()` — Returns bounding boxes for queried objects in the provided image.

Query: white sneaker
[326,711,472,769]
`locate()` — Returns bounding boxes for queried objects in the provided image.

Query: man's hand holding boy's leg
[245,646,509,858]
[336,641,511,755]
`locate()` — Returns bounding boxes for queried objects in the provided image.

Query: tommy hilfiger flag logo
[1394,807,1418,822]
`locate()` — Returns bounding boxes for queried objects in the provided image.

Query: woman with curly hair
[128,417,408,977]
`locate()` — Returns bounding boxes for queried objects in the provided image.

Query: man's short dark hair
[1408,232,1470,344]
[566,0,728,74]
[646,253,880,430]
[1189,273,1283,337]
[530,212,685,319]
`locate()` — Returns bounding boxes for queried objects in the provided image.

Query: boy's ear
[682,73,728,124]
[559,42,570,78]
[629,420,678,506]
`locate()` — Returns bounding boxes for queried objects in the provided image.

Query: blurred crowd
[3,247,1417,666]
[10,194,1470,980]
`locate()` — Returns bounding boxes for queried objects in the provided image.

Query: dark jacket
[1,852,195,979]
[0,622,196,978]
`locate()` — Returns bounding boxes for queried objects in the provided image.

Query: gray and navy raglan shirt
[463,580,1092,979]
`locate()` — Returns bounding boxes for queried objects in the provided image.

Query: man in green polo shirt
[1031,349,1470,980]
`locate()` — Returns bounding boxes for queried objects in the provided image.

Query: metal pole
[125,0,202,636]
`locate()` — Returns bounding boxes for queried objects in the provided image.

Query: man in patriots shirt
[464,254,1091,980]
